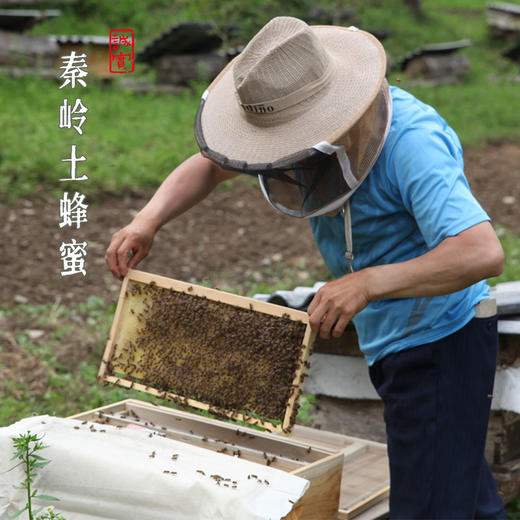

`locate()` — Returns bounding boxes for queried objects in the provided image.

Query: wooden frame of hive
[70,399,390,520]
[97,269,316,434]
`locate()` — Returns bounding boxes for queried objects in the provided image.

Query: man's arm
[105,153,238,279]
[307,221,504,339]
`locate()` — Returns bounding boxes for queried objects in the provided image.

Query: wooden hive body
[71,399,390,519]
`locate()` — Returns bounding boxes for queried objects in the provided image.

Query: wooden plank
[283,323,317,431]
[128,269,309,321]
[71,399,334,463]
[339,449,389,515]
[287,423,389,518]
[340,483,390,519]
[98,269,315,434]
[291,450,344,520]
[346,498,389,520]
[289,423,388,452]
[97,275,130,381]
[81,411,305,472]
[282,507,303,520]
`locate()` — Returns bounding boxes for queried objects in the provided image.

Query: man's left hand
[307,271,371,339]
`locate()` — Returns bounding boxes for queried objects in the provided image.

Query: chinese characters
[109,30,135,73]
[58,52,89,276]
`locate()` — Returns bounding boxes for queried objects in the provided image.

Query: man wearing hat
[106,17,507,518]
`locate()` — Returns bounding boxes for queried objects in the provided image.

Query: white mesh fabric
[333,79,392,185]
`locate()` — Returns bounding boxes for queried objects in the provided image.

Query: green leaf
[8,505,28,519]
[34,461,51,468]
[10,451,24,461]
[5,461,24,472]
[31,454,49,462]
[35,494,60,501]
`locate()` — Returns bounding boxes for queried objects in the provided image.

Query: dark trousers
[369,315,507,519]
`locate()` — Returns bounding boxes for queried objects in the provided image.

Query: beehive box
[98,269,315,434]
[70,399,390,520]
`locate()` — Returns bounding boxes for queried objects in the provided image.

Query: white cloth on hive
[0,415,309,520]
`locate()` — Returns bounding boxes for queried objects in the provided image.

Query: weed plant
[8,432,64,520]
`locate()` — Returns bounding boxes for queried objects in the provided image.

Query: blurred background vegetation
[1,0,518,203]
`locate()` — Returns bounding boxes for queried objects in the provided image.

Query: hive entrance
[98,270,315,433]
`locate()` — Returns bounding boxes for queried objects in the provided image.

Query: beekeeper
[106,17,506,519]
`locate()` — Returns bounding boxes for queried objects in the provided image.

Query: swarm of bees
[107,281,308,426]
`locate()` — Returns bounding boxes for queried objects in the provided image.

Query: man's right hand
[105,218,156,280]
[104,153,239,281]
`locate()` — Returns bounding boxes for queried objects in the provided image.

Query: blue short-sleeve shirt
[309,86,490,366]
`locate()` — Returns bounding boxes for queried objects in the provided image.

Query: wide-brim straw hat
[197,16,387,166]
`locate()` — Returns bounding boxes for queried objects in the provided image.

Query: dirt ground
[1,142,520,440]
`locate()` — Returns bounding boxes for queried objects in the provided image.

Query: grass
[0,75,203,204]
[0,296,164,426]
[508,497,520,520]
[206,256,332,299]
[492,226,520,284]
[1,0,518,203]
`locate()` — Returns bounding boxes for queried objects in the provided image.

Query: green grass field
[1,0,519,203]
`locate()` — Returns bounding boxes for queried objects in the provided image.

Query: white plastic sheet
[0,416,309,520]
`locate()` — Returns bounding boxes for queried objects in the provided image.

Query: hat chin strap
[343,199,354,273]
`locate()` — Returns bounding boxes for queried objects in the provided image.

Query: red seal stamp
[109,29,134,73]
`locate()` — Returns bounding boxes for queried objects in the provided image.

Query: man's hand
[105,218,156,280]
[104,153,240,281]
[307,271,371,340]
[307,222,504,340]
